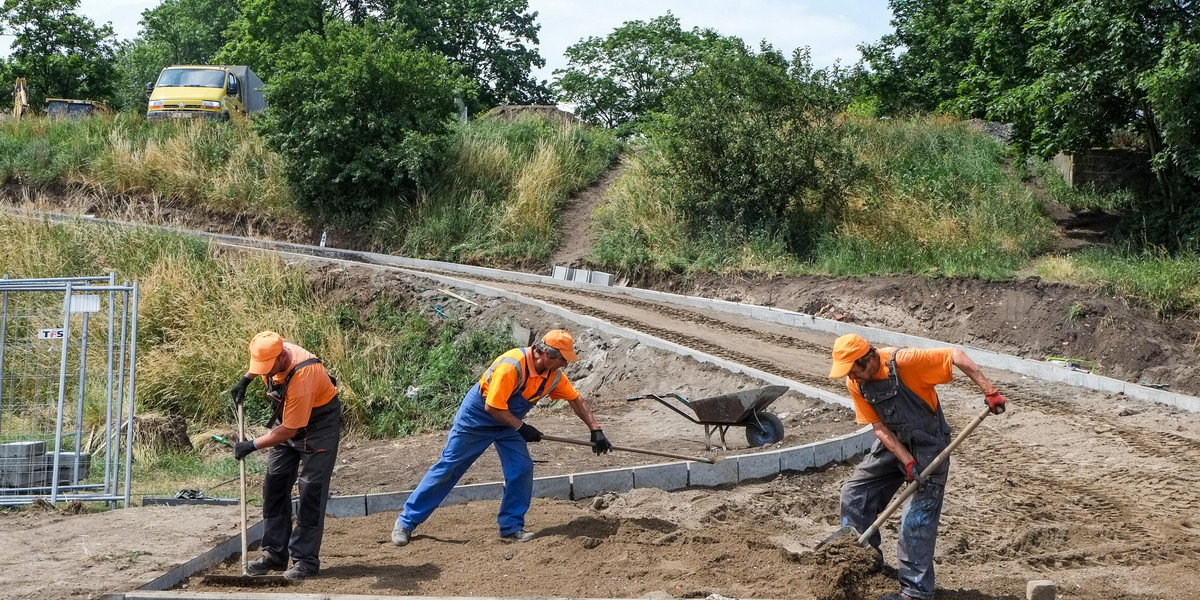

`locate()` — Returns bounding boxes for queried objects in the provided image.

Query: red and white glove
[984,389,1007,415]
[904,460,925,487]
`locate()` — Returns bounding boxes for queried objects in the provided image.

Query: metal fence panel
[0,275,138,506]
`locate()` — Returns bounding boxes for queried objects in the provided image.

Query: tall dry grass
[385,113,621,263]
[0,113,295,218]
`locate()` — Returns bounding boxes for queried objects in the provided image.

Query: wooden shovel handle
[238,403,249,576]
[541,434,715,464]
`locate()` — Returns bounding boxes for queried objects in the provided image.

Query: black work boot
[246,554,287,575]
[283,562,318,582]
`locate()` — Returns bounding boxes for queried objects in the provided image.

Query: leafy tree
[648,42,857,254]
[139,0,240,65]
[388,0,549,109]
[218,0,329,80]
[111,39,168,111]
[863,0,1200,247]
[257,21,466,218]
[553,13,723,132]
[0,0,117,106]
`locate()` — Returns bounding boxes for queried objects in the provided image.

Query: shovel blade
[815,525,861,550]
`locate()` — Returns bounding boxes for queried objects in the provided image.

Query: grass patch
[0,213,515,436]
[1033,158,1138,213]
[380,113,621,264]
[590,152,805,276]
[1033,246,1200,317]
[592,115,1055,279]
[0,113,295,217]
[815,115,1055,277]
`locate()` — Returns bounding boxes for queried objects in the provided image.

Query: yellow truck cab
[146,65,266,121]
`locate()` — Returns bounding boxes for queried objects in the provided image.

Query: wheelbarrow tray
[689,385,789,424]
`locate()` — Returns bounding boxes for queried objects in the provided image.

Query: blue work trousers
[396,420,533,537]
[840,444,947,600]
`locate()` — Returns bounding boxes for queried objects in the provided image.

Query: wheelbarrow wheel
[745,411,785,447]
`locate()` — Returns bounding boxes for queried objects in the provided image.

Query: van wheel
[221,112,230,121]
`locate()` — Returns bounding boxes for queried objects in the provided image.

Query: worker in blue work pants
[390,330,612,545]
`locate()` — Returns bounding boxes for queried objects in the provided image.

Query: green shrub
[258,21,464,220]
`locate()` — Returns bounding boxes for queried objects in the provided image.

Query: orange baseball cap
[829,333,870,378]
[247,331,284,375]
[542,329,578,362]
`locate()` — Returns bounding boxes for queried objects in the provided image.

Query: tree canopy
[0,0,117,106]
[860,0,1200,247]
[553,13,723,132]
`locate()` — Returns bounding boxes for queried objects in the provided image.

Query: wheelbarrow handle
[856,405,993,546]
[541,434,715,464]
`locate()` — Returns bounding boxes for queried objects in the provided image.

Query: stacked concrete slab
[0,441,90,491]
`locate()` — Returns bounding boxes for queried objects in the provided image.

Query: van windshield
[156,68,225,88]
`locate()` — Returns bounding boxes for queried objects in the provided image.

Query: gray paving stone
[532,475,571,500]
[444,481,504,505]
[365,490,411,515]
[688,457,738,487]
[811,437,844,468]
[737,450,781,482]
[631,462,689,491]
[326,494,366,518]
[780,444,817,472]
[571,468,634,499]
[0,441,45,458]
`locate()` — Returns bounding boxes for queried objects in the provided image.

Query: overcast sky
[59,0,894,80]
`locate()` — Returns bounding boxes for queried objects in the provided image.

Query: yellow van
[146,65,266,121]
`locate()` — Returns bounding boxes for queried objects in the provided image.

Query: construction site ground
[1,260,1198,600]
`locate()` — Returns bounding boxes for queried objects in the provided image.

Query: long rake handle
[856,405,992,546]
[541,434,715,464]
[238,402,249,576]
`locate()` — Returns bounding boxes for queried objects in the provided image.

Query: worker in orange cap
[391,329,611,546]
[228,331,340,582]
[828,333,1006,600]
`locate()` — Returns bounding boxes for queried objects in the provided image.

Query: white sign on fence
[69,294,100,313]
[37,328,66,340]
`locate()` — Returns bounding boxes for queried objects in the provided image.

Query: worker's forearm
[484,405,523,429]
[952,349,997,394]
[568,397,601,430]
[872,422,915,465]
[253,425,298,449]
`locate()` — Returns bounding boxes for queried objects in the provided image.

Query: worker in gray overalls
[828,334,1007,600]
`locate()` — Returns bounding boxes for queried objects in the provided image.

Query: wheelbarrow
[627,385,789,450]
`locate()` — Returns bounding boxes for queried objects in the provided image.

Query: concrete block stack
[0,441,90,492]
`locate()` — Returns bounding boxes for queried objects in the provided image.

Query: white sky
[29,0,895,80]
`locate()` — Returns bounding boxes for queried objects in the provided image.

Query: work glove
[984,389,1007,415]
[904,460,925,487]
[590,428,613,455]
[517,422,542,443]
[229,375,253,406]
[234,440,257,461]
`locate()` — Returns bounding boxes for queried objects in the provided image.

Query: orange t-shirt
[265,342,337,429]
[481,348,579,410]
[847,347,954,425]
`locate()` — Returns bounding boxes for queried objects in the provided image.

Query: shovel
[541,434,718,464]
[201,402,291,586]
[817,405,993,549]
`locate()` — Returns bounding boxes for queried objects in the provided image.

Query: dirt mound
[795,536,894,600]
